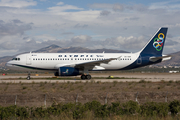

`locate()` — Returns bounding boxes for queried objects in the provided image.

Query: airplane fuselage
[6,52,162,72]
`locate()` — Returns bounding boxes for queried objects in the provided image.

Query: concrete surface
[0,73,179,83]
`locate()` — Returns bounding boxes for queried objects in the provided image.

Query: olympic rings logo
[153,33,164,51]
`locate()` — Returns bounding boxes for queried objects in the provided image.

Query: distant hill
[33,44,128,53]
[34,44,61,53]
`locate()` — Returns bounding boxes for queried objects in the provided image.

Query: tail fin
[140,27,168,55]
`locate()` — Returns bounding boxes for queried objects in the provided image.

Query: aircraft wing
[74,58,117,70]
[54,57,117,70]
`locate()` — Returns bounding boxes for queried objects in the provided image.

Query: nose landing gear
[27,76,31,80]
[26,72,31,80]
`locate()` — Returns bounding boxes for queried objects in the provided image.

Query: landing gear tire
[81,74,91,80]
[27,76,31,80]
[81,75,86,80]
[86,75,91,80]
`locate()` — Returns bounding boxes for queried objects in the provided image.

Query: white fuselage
[6,52,140,71]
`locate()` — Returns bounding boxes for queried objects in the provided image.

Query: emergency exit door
[26,55,32,65]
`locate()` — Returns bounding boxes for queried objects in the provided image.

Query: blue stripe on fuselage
[120,54,162,70]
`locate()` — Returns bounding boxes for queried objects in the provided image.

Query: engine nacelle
[54,67,80,76]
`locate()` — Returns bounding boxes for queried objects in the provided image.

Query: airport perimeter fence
[0,91,179,107]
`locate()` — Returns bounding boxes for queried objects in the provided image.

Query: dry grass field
[1,72,180,119]
[0,72,180,107]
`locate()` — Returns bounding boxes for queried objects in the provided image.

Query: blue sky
[0,0,180,56]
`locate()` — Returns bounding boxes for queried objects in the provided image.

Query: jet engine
[54,67,80,76]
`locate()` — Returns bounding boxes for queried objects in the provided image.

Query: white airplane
[6,27,171,80]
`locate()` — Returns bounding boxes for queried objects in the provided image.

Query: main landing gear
[81,74,91,80]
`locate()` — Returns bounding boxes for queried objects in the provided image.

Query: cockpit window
[12,58,20,61]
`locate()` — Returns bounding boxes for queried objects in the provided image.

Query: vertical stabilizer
[140,27,168,55]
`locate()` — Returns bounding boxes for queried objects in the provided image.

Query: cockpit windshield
[12,58,20,61]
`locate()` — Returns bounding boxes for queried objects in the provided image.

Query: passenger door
[26,55,32,65]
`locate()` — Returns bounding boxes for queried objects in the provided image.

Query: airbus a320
[6,27,171,80]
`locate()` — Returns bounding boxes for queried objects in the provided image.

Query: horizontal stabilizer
[149,55,171,62]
